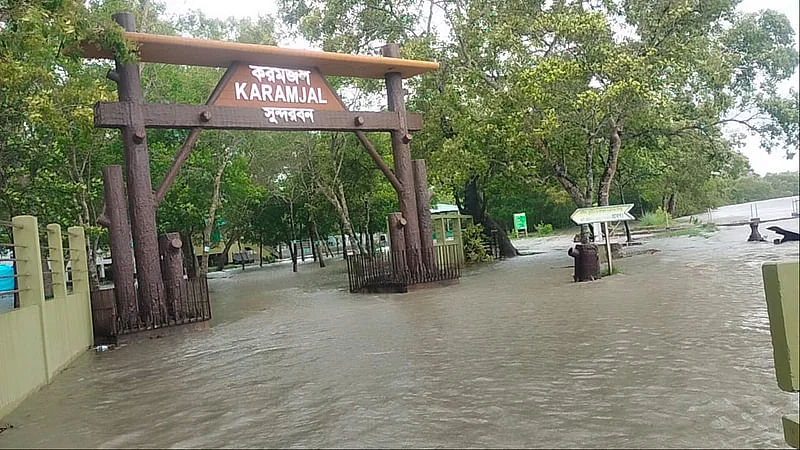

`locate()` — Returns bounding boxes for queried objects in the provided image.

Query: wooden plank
[94,102,423,131]
[81,32,439,79]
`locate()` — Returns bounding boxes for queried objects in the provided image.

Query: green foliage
[2,0,798,270]
[638,208,671,227]
[462,224,492,263]
[281,0,798,248]
[534,222,554,237]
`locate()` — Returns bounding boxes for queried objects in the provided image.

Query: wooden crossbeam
[94,102,422,132]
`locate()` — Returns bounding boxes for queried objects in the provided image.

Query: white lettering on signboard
[262,107,315,124]
[225,65,333,124]
[233,82,329,105]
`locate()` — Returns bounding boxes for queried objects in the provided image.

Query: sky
[160,0,800,175]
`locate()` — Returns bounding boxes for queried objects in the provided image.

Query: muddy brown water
[1,200,798,448]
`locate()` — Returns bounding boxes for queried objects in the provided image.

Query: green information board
[513,212,527,231]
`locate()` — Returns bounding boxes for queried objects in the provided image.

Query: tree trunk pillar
[102,165,138,329]
[412,159,436,272]
[382,44,421,265]
[112,12,165,327]
[388,212,407,277]
[159,233,184,322]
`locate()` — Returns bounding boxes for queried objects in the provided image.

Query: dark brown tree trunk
[668,192,677,216]
[597,121,622,207]
[462,177,518,257]
[310,228,317,262]
[618,184,632,243]
[180,230,198,279]
[290,241,298,272]
[312,221,326,268]
[215,233,239,272]
[340,222,347,259]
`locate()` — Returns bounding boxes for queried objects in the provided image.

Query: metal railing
[0,220,21,312]
[484,229,502,260]
[90,276,212,337]
[346,245,462,293]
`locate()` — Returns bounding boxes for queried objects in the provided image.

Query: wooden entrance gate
[80,12,444,335]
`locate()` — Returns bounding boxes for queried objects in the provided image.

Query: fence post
[12,215,49,380]
[46,224,68,299]
[11,216,45,308]
[68,226,93,345]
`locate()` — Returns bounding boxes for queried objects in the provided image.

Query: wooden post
[159,233,184,322]
[382,44,421,260]
[602,222,613,275]
[45,224,68,299]
[102,165,138,328]
[412,159,435,271]
[111,13,165,326]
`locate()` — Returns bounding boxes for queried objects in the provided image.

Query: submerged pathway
[0,215,798,448]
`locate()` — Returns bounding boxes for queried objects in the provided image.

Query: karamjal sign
[214,63,345,125]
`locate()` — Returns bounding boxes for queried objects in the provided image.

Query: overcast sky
[161,0,799,175]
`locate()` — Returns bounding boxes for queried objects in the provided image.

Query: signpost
[571,204,635,275]
[513,212,528,238]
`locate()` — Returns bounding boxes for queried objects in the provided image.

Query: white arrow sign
[570,204,635,225]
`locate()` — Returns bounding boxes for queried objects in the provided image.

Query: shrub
[462,224,492,263]
[535,222,554,236]
[638,208,671,227]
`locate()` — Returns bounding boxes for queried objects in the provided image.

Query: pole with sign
[513,213,528,238]
[570,204,634,275]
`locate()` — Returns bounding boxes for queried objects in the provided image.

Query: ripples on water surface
[1,203,798,448]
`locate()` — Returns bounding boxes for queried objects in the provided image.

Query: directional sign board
[513,212,528,231]
[570,204,635,225]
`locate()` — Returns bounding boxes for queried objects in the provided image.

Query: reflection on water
[1,211,798,448]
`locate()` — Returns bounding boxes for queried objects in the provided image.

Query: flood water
[1,198,798,448]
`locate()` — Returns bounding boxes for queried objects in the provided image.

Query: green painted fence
[762,261,799,448]
[0,216,93,420]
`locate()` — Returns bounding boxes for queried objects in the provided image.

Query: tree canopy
[1,0,797,264]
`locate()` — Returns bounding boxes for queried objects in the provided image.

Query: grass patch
[600,266,624,277]
[656,223,718,239]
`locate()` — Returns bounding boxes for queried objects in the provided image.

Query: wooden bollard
[159,233,185,321]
